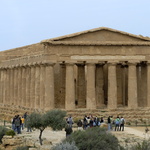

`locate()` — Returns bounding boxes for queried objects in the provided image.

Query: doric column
[35,64,40,109]
[17,66,22,107]
[0,68,3,104]
[3,68,6,105]
[26,65,31,108]
[22,66,26,107]
[45,62,55,110]
[147,61,150,107]
[40,63,45,109]
[10,66,14,105]
[128,61,138,108]
[7,67,11,105]
[65,62,75,110]
[5,67,9,105]
[86,62,96,109]
[30,64,36,109]
[107,62,117,109]
[14,66,18,105]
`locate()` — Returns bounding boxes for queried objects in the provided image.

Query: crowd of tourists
[11,112,32,134]
[65,115,125,137]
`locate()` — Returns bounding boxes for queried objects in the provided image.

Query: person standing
[14,115,22,134]
[115,116,120,131]
[120,116,125,131]
[77,120,83,130]
[67,115,74,128]
[21,116,25,130]
[65,124,73,137]
[107,116,111,131]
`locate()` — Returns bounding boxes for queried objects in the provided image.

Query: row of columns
[65,61,150,110]
[0,62,55,111]
[0,60,150,110]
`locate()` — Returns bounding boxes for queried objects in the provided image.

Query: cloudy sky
[1,0,150,51]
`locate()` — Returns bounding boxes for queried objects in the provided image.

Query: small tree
[27,109,66,145]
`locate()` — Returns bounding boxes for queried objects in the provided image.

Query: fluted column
[107,62,117,109]
[26,65,31,108]
[30,64,36,109]
[3,68,6,105]
[35,64,40,109]
[0,68,3,104]
[10,66,14,105]
[22,66,26,107]
[40,64,45,109]
[86,63,96,109]
[5,68,9,105]
[128,61,138,108]
[65,63,75,110]
[147,62,150,107]
[45,62,55,110]
[14,67,17,105]
[18,66,22,107]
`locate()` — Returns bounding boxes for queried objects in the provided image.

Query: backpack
[121,119,125,124]
[115,119,120,125]
[15,117,20,126]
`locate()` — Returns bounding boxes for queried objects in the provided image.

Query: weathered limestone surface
[65,63,75,110]
[107,62,117,109]
[86,63,96,109]
[128,62,138,108]
[1,27,150,115]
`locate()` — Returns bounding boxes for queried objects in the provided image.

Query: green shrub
[5,130,16,137]
[15,146,29,150]
[0,126,9,143]
[52,141,79,150]
[128,140,150,150]
[64,127,122,150]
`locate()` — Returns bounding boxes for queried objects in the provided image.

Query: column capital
[147,61,150,65]
[97,61,106,66]
[45,62,55,66]
[128,61,139,66]
[76,61,85,66]
[107,61,118,66]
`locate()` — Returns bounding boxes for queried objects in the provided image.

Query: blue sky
[1,0,150,51]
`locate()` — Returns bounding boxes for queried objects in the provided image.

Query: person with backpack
[14,115,22,134]
[67,115,74,128]
[120,116,125,131]
[115,116,120,131]
[65,124,73,137]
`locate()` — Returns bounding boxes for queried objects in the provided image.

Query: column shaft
[65,63,75,110]
[35,65,40,109]
[147,63,150,107]
[26,67,31,108]
[107,62,117,109]
[0,69,3,103]
[3,69,6,105]
[30,66,36,109]
[22,67,26,107]
[40,65,45,109]
[86,63,96,109]
[128,62,138,108]
[45,63,55,110]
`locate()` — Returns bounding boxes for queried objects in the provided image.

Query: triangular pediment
[42,27,150,43]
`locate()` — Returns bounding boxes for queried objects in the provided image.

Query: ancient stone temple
[1,27,150,116]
